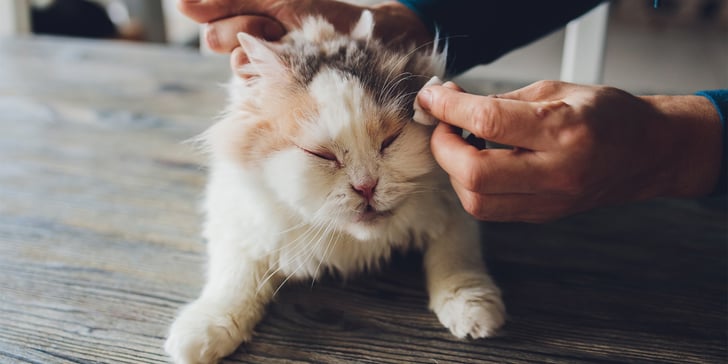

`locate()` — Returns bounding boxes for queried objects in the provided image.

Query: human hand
[177,0,430,52]
[417,80,722,222]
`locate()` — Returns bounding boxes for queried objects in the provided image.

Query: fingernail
[442,81,462,91]
[263,22,285,40]
[418,89,432,111]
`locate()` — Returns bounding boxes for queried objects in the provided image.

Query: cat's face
[261,69,435,240]
[209,13,445,241]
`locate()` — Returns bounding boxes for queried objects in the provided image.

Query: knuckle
[559,123,594,148]
[594,85,629,100]
[549,172,588,195]
[529,80,560,97]
[461,193,485,219]
[176,1,207,22]
[460,157,485,192]
[470,103,503,140]
[438,90,456,121]
[535,100,569,121]
[176,0,192,15]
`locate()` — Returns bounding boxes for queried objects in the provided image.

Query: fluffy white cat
[165,11,505,364]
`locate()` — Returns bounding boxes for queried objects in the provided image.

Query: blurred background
[464,0,727,94]
[3,0,727,94]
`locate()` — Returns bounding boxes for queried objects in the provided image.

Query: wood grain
[0,36,725,364]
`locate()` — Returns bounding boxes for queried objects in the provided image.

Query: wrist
[641,95,723,198]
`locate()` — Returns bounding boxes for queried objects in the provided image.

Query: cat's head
[207,11,446,241]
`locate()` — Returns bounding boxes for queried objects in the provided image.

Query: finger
[178,0,265,23]
[205,15,285,52]
[431,122,545,194]
[496,80,577,102]
[449,181,575,223]
[419,85,568,149]
[431,121,479,173]
[440,82,493,147]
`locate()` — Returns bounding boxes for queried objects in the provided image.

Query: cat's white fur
[165,12,505,364]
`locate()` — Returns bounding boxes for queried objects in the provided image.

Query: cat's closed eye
[380,133,400,154]
[299,146,340,165]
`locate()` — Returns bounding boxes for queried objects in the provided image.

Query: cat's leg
[165,242,279,364]
[424,217,505,339]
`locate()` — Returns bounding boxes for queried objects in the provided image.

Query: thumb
[417,85,562,149]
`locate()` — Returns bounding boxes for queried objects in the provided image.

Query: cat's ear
[233,32,286,79]
[350,10,374,41]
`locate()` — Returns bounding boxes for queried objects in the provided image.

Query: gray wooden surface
[0,36,725,364]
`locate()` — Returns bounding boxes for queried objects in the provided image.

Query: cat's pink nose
[351,179,378,201]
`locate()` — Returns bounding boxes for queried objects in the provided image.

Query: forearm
[696,90,728,195]
[397,0,603,75]
[641,94,724,198]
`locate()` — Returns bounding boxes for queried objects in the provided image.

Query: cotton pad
[412,76,443,125]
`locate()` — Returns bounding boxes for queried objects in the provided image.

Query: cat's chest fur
[274,226,410,278]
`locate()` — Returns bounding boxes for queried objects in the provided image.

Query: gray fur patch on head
[275,16,445,119]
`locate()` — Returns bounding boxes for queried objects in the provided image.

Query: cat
[165,11,505,364]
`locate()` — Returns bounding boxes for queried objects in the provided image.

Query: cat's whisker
[255,206,337,293]
[380,38,439,84]
[386,33,463,66]
[261,222,324,295]
[305,202,347,286]
[401,190,443,198]
[407,187,444,194]
[383,74,432,112]
[380,72,413,99]
[315,228,344,287]
[273,201,340,280]
[255,199,336,262]
[381,80,413,107]
[392,89,424,106]
[379,35,449,92]
[310,220,338,288]
[256,223,322,293]
[378,34,463,107]
[272,220,309,236]
[381,73,423,100]
[271,221,331,297]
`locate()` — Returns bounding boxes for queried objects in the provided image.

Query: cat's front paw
[165,300,251,364]
[431,278,505,339]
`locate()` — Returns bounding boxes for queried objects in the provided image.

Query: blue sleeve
[397,0,603,75]
[696,89,728,195]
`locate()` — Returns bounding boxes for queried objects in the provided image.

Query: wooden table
[1,36,725,364]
